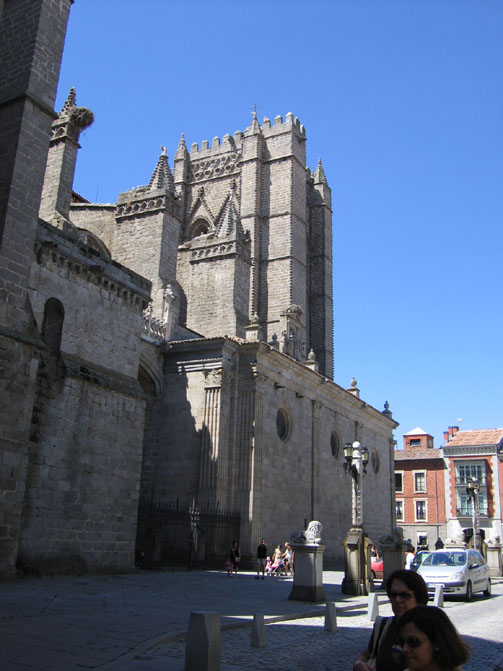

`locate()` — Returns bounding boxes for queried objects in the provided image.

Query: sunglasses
[389,591,414,600]
[398,636,423,649]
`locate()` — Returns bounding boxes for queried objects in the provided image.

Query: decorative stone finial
[61,87,77,115]
[245,312,262,342]
[313,158,327,184]
[347,377,360,398]
[382,401,392,418]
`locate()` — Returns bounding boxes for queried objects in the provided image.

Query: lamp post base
[341,527,368,596]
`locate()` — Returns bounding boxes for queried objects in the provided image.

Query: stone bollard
[185,611,221,671]
[250,613,266,648]
[433,585,444,608]
[324,602,337,631]
[368,592,379,621]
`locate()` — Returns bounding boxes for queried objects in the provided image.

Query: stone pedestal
[486,540,502,577]
[341,527,367,595]
[380,528,407,589]
[288,543,326,602]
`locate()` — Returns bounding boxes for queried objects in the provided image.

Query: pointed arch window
[190,218,209,238]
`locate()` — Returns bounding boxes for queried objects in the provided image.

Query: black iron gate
[135,497,241,570]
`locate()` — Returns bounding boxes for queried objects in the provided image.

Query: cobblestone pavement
[1,570,502,671]
[122,582,503,671]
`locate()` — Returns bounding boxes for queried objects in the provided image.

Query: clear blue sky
[57,1,503,447]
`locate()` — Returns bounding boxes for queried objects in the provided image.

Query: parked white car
[417,549,491,600]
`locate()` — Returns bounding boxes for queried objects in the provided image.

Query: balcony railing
[454,476,487,486]
[456,505,489,516]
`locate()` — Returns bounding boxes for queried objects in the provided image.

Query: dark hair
[386,569,429,605]
[399,605,470,669]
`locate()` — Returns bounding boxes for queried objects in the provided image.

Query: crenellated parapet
[185,112,306,157]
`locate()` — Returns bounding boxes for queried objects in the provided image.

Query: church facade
[0,0,397,579]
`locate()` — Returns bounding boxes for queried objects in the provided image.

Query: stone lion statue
[305,520,323,544]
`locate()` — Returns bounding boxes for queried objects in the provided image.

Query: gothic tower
[172,112,334,377]
[114,149,182,319]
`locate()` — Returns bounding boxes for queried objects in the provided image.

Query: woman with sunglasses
[353,569,429,671]
[398,605,469,671]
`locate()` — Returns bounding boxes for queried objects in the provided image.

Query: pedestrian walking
[283,541,294,575]
[224,554,232,577]
[230,540,241,575]
[256,538,267,579]
[398,605,470,671]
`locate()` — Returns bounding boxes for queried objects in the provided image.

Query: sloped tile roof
[443,429,503,447]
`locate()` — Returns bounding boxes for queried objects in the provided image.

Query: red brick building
[442,427,503,546]
[394,427,447,549]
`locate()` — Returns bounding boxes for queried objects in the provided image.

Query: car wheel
[465,580,473,601]
[483,578,492,598]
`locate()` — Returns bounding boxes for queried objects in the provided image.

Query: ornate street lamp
[465,477,480,553]
[341,440,370,595]
[344,441,369,526]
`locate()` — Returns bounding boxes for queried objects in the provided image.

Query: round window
[330,431,340,458]
[276,407,291,442]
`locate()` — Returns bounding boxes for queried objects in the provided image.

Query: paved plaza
[1,569,502,671]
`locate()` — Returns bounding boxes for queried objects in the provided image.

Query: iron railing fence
[135,497,240,571]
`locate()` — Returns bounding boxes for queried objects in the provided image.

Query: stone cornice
[184,238,251,263]
[115,193,181,220]
[35,224,151,312]
[443,445,498,457]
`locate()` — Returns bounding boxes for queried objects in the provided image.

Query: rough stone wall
[69,203,116,255]
[146,338,397,566]
[177,244,251,338]
[248,344,396,564]
[113,205,180,318]
[0,0,73,579]
[17,221,151,574]
[20,376,145,573]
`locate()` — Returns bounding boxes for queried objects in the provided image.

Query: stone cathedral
[0,0,397,579]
